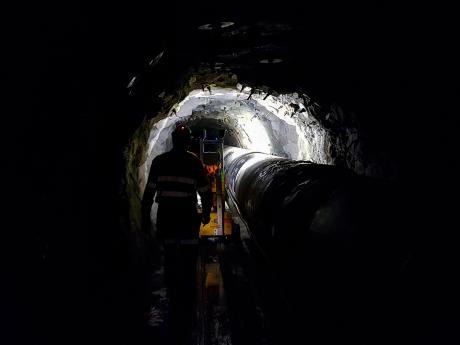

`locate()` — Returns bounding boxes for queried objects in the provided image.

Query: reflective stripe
[158,191,194,198]
[197,185,211,193]
[158,176,196,185]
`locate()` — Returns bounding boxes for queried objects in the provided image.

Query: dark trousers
[163,241,199,345]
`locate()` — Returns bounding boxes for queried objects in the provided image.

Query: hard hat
[172,123,192,145]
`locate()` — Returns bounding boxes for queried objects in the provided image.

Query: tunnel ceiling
[125,6,419,126]
[143,85,331,176]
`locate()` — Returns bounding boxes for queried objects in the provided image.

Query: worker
[141,123,212,344]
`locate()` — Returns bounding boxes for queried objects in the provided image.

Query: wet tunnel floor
[140,238,274,345]
[134,235,326,345]
[110,224,334,345]
[95,233,460,345]
[130,236,353,345]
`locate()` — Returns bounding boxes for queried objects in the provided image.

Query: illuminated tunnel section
[136,83,401,239]
[141,86,333,192]
[137,85,333,229]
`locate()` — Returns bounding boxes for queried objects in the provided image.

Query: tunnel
[122,76,410,344]
[129,81,397,230]
[12,3,459,345]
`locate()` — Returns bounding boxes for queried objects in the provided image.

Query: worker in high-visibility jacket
[141,123,212,344]
[142,123,212,238]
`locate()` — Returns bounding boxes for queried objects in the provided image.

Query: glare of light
[198,22,234,30]
[236,83,252,93]
[127,75,138,88]
[149,51,164,67]
[148,117,170,157]
[239,114,271,153]
[198,24,213,30]
[224,147,281,185]
[221,22,234,28]
[259,58,283,64]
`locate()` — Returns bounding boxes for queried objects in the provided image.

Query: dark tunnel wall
[8,2,459,344]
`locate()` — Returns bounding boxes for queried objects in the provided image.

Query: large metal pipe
[223,146,409,338]
[224,145,406,273]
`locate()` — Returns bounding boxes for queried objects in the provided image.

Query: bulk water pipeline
[222,146,408,344]
[222,147,285,264]
[222,146,404,271]
[222,145,351,261]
